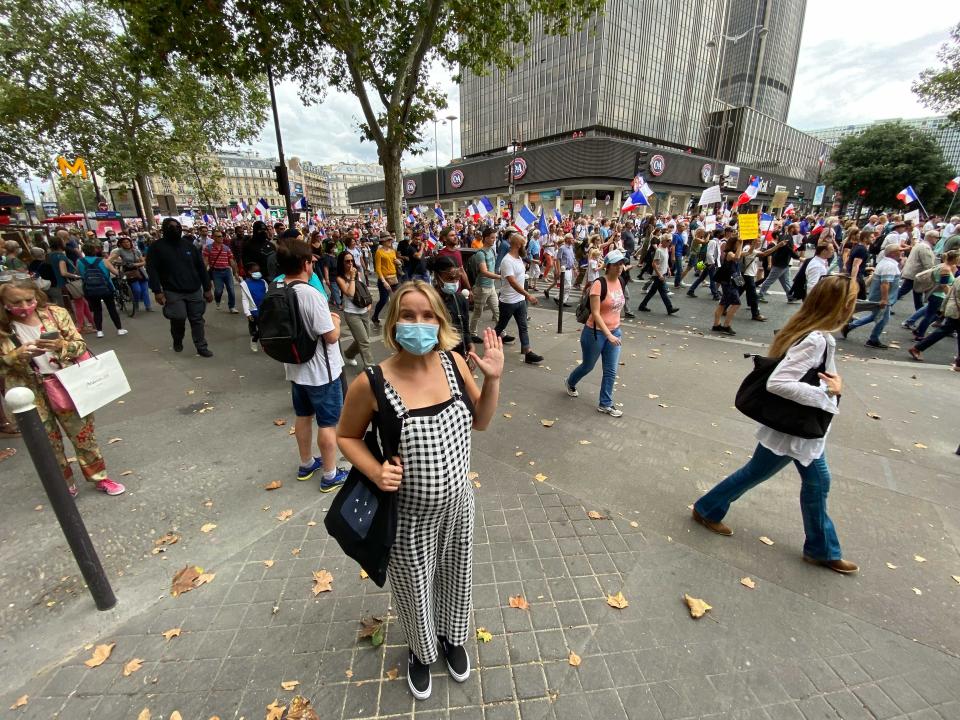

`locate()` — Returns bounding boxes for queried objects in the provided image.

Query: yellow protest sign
[57,156,88,180]
[738,213,759,240]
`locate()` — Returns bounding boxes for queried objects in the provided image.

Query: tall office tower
[458,0,726,158]
[716,0,806,122]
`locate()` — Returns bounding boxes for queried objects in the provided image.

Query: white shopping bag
[54,350,131,418]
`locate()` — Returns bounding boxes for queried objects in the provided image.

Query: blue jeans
[914,296,943,337]
[688,264,717,297]
[130,278,151,309]
[847,304,890,343]
[372,279,394,322]
[212,268,235,309]
[567,326,622,408]
[694,443,842,561]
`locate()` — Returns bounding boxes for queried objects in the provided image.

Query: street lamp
[445,114,457,159]
[432,117,440,205]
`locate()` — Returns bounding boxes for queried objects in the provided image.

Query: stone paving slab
[6,448,960,720]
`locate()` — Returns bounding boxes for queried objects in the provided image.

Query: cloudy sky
[243,1,958,169]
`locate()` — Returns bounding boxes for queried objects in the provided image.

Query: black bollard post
[5,387,116,611]
[557,268,565,334]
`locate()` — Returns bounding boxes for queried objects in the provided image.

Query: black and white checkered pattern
[385,352,475,664]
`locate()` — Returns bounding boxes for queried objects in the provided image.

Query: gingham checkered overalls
[383,351,475,664]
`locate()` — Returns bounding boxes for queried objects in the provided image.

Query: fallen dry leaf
[195,572,215,587]
[170,565,202,596]
[386,667,399,680]
[9,695,28,710]
[288,427,296,436]
[914,555,927,563]
[740,577,756,590]
[568,651,582,667]
[951,575,960,584]
[647,394,659,399]
[885,563,898,570]
[914,443,928,449]
[280,680,300,691]
[578,439,591,445]
[508,595,530,610]
[136,710,150,720]
[359,569,369,579]
[912,587,923,595]
[264,480,283,491]
[287,695,320,720]
[84,642,115,668]
[123,658,144,676]
[306,520,317,527]
[263,560,275,568]
[629,521,639,528]
[587,510,607,520]
[540,418,555,427]
[291,548,301,557]
[758,536,775,546]
[345,669,354,679]
[120,470,133,477]
[358,616,385,646]
[866,412,881,420]
[273,418,287,426]
[312,569,333,595]
[153,532,180,548]
[200,523,217,533]
[265,700,286,720]
[606,592,629,609]
[107,437,123,444]
[277,509,293,522]
[503,413,512,418]
[476,628,493,643]
[534,473,548,482]
[515,451,524,456]
[684,594,713,619]
[161,628,181,640]
[170,713,182,720]
[467,471,479,481]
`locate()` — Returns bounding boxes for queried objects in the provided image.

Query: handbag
[324,365,399,587]
[352,275,373,308]
[55,350,131,417]
[734,341,835,439]
[65,279,84,299]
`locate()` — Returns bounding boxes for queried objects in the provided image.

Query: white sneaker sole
[407,670,432,700]
[597,406,623,418]
[446,654,471,683]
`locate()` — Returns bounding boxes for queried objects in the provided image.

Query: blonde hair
[381,280,461,353]
[588,247,602,259]
[0,279,49,336]
[768,275,857,357]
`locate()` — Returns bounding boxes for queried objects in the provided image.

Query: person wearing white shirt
[804,243,834,295]
[692,275,860,574]
[494,233,543,365]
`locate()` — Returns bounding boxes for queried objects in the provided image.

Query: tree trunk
[379,145,403,236]
[135,173,154,227]
[130,178,145,221]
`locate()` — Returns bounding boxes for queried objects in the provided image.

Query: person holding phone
[0,278,125,496]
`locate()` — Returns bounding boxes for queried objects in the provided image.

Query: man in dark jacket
[147,217,214,356]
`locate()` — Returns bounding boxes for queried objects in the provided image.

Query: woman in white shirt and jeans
[691,275,859,574]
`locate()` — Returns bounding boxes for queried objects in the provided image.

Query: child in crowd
[240,262,268,352]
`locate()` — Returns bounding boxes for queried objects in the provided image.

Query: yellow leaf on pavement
[503,413,512,418]
[171,566,202,596]
[758,536,775,546]
[281,680,300,690]
[287,695,320,720]
[312,569,333,595]
[587,510,607,520]
[264,480,283,491]
[578,440,591,445]
[273,418,287,426]
[914,442,928,449]
[84,642,115,668]
[912,587,923,595]
[200,523,217,533]
[885,563,897,570]
[534,473,548,482]
[739,577,756,589]
[263,560,275,568]
[914,555,926,563]
[540,418,555,427]
[684,594,713,619]
[468,471,479,481]
[359,569,369,579]
[629,521,639,528]
[568,651,582,667]
[476,628,493,643]
[170,713,182,720]
[195,572,215,587]
[606,592,629,609]
[266,700,286,720]
[123,658,144,676]
[161,628,181,640]
[386,667,399,680]
[277,509,293,522]
[136,710,151,720]
[508,595,530,610]
[9,695,28,710]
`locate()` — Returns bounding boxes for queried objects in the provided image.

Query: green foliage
[913,23,960,127]
[54,177,99,215]
[824,122,952,213]
[116,0,605,231]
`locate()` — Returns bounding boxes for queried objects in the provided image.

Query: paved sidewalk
[6,447,960,720]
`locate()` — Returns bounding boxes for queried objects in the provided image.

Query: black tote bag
[324,366,399,587]
[734,344,835,439]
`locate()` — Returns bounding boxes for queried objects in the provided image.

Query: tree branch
[394,0,444,129]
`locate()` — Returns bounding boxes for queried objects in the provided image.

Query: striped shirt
[203,243,234,270]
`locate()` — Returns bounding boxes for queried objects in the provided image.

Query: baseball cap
[604,249,627,265]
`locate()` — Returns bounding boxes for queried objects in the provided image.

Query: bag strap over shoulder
[367,365,401,457]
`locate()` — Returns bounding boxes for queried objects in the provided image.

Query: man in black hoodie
[147,217,214,357]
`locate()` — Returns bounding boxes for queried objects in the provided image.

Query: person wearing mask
[111,235,152,312]
[430,254,472,359]
[147,218,214,357]
[494,233,543,364]
[240,262,268,353]
[372,233,401,326]
[842,244,902,349]
[565,250,627,417]
[692,275,859,574]
[335,250,374,369]
[336,283,503,700]
[637,234,680,316]
[437,228,472,293]
[0,278,125,496]
[78,242,125,338]
[242,220,278,281]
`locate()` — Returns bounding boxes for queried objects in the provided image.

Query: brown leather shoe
[691,508,733,536]
[802,556,859,574]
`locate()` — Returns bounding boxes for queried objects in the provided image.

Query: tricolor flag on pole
[513,205,538,233]
[202,213,214,224]
[293,196,307,211]
[434,203,446,226]
[896,186,920,204]
[254,198,270,217]
[946,175,960,193]
[759,212,774,241]
[732,176,759,210]
[621,177,654,214]
[538,209,549,236]
[426,232,438,251]
[553,208,563,224]
[237,200,248,216]
[477,196,494,217]
[783,203,795,217]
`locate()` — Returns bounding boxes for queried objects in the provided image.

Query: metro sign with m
[57,156,88,180]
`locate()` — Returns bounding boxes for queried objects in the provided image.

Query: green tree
[0,0,268,226]
[913,22,960,126]
[824,122,952,214]
[116,0,605,234]
[54,177,99,215]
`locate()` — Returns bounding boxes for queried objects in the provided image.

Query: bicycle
[114,274,136,318]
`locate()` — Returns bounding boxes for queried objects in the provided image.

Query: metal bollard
[4,387,117,611]
[557,268,565,333]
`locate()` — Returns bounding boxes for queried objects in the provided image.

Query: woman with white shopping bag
[0,278,125,497]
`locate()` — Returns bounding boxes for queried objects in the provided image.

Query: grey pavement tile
[193,628,238,659]
[543,661,579,694]
[576,655,615,692]
[474,584,501,610]
[448,671,482,707]
[449,706,485,720]
[710,672,760,711]
[16,696,66,719]
[540,558,569,577]
[379,674,416,716]
[794,695,839,720]
[507,632,541,664]
[478,636,511,668]
[771,665,818,701]
[585,688,628,720]
[906,710,943,720]
[172,657,223,692]
[763,702,806,720]
[251,650,323,690]
[878,675,931,715]
[603,651,643,688]
[903,671,957,706]
[634,646,682,683]
[825,654,870,686]
[533,629,569,663]
[349,646,388,683]
[475,607,506,636]
[512,664,548,699]
[648,680,693,720]
[503,607,534,634]
[852,684,902,720]
[741,669,791,707]
[797,657,845,694]
[211,655,257,692]
[52,693,100,720]
[618,684,663,720]
[37,664,86,697]
[519,697,555,720]
[553,691,591,720]
[852,649,897,682]
[481,665,516,704]
[554,600,588,627]
[343,680,382,718]
[938,702,960,719]
[822,690,873,720]
[484,700,522,720]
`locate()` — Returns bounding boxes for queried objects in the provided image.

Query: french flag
[759,212,774,241]
[477,196,494,217]
[254,198,270,217]
[513,205,538,233]
[293,196,307,211]
[538,209,549,236]
[896,186,919,204]
[553,208,563,224]
[732,176,759,209]
[426,232,438,251]
[434,203,446,225]
[202,213,214,224]
[237,200,248,213]
[783,203,795,217]
[946,176,960,194]
[621,176,654,213]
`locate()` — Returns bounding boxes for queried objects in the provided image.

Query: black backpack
[789,257,813,301]
[575,277,607,324]
[78,257,112,297]
[259,280,325,366]
[869,232,888,257]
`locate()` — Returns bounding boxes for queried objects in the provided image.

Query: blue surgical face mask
[442,282,459,295]
[250,272,262,279]
[395,322,439,355]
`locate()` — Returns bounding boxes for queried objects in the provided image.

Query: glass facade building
[806,117,960,174]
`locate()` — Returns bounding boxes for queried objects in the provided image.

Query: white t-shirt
[882,232,905,250]
[499,253,527,304]
[283,282,343,386]
[12,322,58,375]
[653,246,670,275]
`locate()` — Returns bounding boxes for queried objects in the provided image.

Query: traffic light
[274,164,290,198]
[858,189,867,197]
[634,151,649,176]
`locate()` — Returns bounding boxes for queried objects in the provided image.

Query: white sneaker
[117,329,128,336]
[229,308,239,314]
[597,405,623,418]
[250,342,259,353]
[345,357,358,366]
[96,331,104,338]
[564,379,579,397]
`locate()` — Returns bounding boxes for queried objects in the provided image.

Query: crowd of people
[2,202,958,699]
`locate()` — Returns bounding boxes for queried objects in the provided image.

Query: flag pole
[943,191,957,222]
